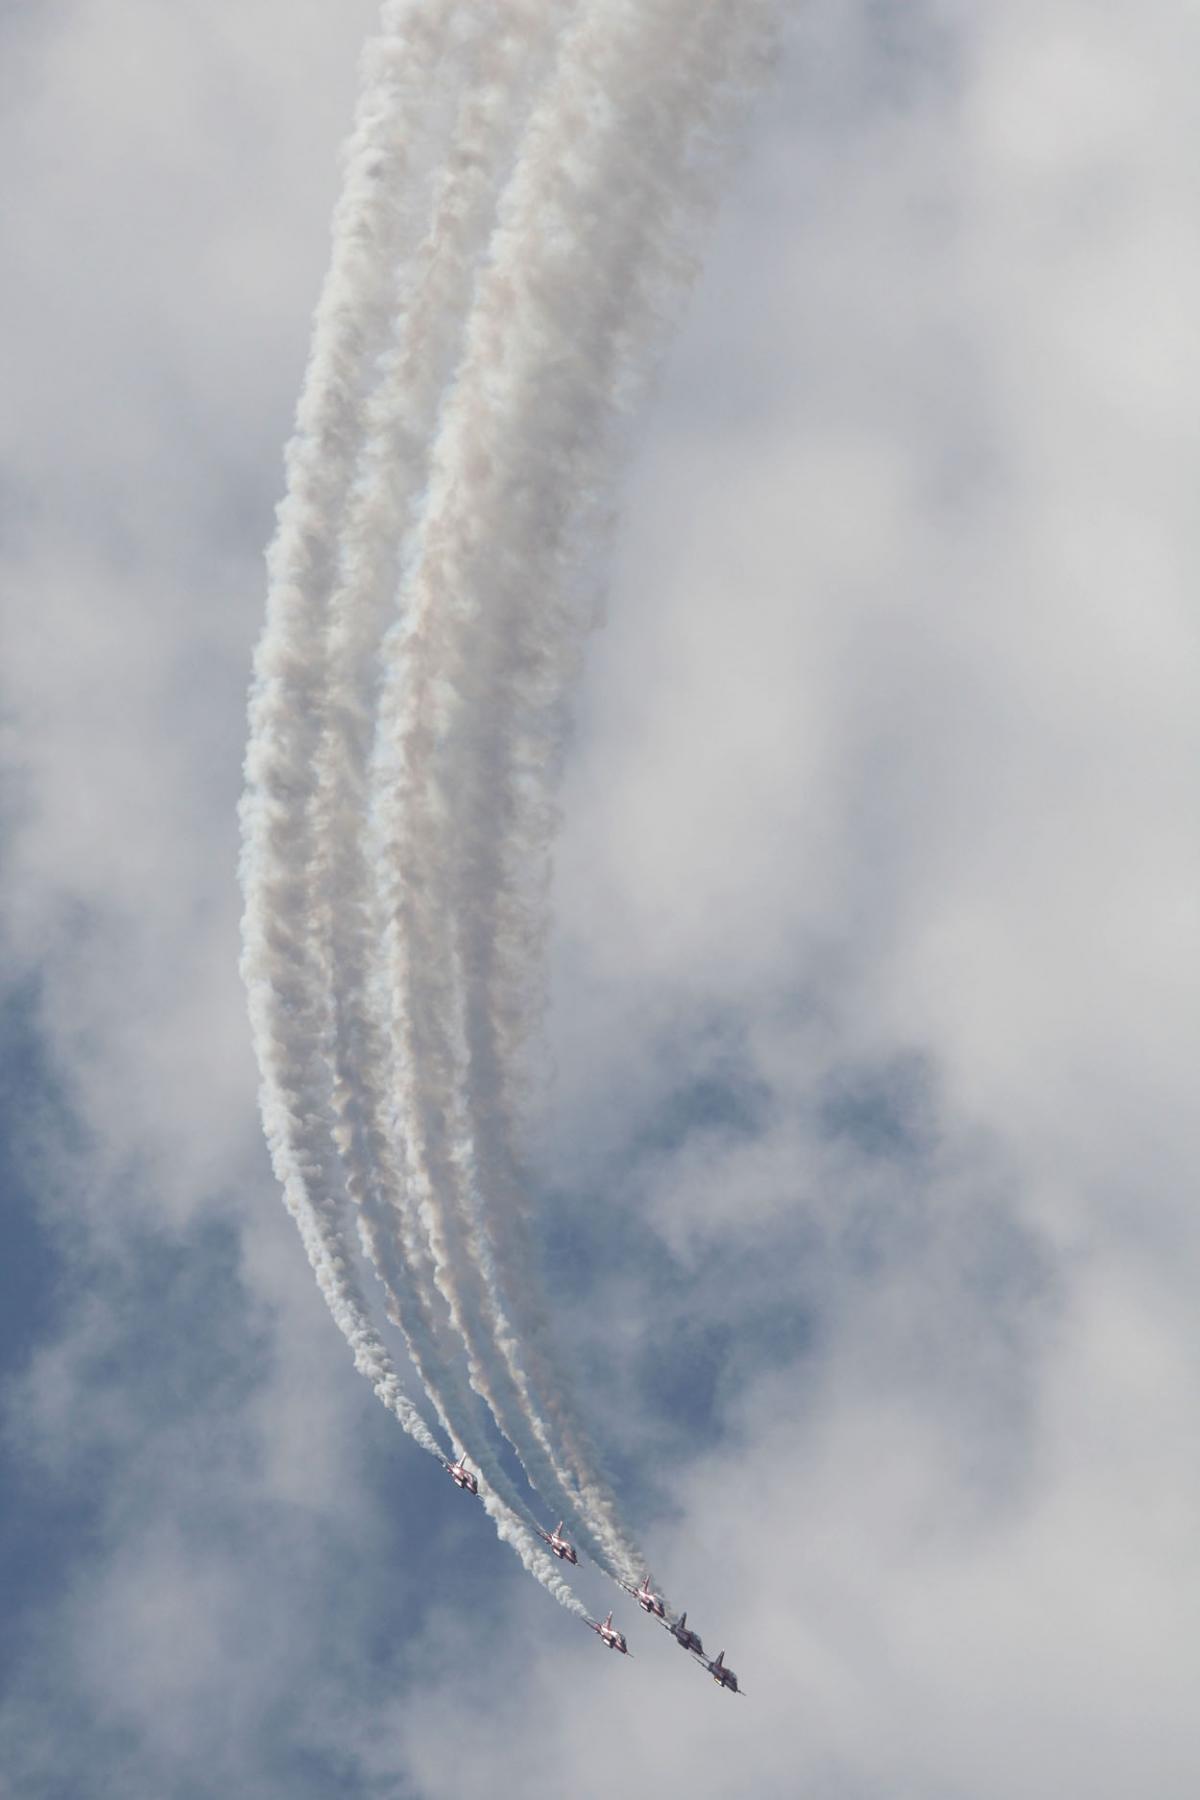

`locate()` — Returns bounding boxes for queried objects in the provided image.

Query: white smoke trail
[291,0,653,1576]
[245,0,775,1619]
[337,1139,589,1613]
[302,0,602,1606]
[241,0,593,1615]
[369,0,779,1589]
[241,1,473,1464]
[310,0,582,1532]
[367,0,674,1580]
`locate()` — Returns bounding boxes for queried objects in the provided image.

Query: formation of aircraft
[536,1521,578,1564]
[435,1445,741,1691]
[587,1611,631,1655]
[662,1615,743,1691]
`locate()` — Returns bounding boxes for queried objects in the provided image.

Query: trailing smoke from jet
[241,0,597,1615]
[240,0,474,1474]
[241,0,776,1619]
[311,0,593,1569]
[367,0,777,1589]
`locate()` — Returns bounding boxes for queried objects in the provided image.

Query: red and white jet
[666,1611,704,1655]
[625,1573,665,1618]
[587,1612,631,1656]
[443,1452,478,1496]
[536,1521,578,1564]
[703,1650,743,1694]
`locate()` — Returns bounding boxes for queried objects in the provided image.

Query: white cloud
[3,1,1197,1795]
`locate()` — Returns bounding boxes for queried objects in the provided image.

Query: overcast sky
[3,2,1199,1796]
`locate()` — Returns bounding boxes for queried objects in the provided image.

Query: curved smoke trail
[240,0,469,1463]
[310,0,593,1597]
[241,0,596,1615]
[244,0,776,1620]
[368,0,777,1591]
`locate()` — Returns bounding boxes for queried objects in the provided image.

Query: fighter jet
[443,1452,478,1495]
[536,1521,578,1564]
[703,1649,743,1694]
[665,1610,704,1656]
[587,1612,631,1656]
[625,1573,666,1617]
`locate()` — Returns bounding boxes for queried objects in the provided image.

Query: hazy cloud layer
[2,2,1197,1796]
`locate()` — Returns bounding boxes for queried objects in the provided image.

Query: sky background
[3,2,1199,1795]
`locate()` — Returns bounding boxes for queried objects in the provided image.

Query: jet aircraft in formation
[703,1649,744,1694]
[660,1611,743,1691]
[624,1573,666,1617]
[536,1521,578,1564]
[442,1452,478,1495]
[587,1611,631,1655]
[435,1445,741,1690]
[666,1611,704,1656]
